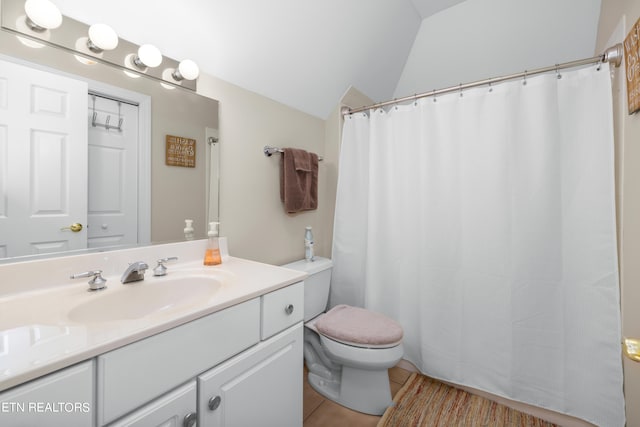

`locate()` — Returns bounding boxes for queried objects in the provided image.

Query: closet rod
[342,43,624,116]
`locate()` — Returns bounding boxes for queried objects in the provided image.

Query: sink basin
[67,275,222,323]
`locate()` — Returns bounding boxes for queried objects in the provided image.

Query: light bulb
[172,59,200,81]
[133,44,162,69]
[87,24,118,52]
[24,0,62,31]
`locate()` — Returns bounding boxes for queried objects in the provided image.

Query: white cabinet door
[198,323,303,427]
[0,360,94,427]
[107,381,196,427]
[97,299,260,425]
[0,58,88,258]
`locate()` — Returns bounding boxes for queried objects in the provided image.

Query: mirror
[0,2,219,262]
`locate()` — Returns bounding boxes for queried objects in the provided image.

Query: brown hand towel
[280,148,318,213]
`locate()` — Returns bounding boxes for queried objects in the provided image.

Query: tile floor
[303,365,413,427]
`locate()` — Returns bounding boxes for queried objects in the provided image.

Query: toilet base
[307,365,393,415]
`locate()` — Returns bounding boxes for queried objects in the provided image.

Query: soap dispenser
[204,222,222,266]
[304,226,315,262]
[184,219,194,240]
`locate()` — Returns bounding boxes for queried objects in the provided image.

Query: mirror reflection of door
[0,59,142,259]
[0,58,88,258]
[87,94,139,248]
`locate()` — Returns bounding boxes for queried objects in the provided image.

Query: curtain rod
[341,43,624,116]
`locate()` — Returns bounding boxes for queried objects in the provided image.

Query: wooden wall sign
[166,135,196,168]
[624,17,640,115]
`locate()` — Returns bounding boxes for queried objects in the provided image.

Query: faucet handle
[71,270,107,291]
[153,257,179,276]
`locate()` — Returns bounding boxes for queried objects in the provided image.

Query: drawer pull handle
[183,412,197,427]
[285,304,294,315]
[209,395,222,411]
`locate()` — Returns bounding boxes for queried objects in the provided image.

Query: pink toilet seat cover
[315,304,403,347]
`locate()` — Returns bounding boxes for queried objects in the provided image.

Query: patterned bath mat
[378,373,558,427]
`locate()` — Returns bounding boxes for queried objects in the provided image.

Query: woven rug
[378,373,558,427]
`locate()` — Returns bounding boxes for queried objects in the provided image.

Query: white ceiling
[410,0,467,19]
[51,0,601,119]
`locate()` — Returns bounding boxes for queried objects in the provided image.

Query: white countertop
[0,244,306,392]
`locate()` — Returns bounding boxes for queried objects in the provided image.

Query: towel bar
[263,145,323,161]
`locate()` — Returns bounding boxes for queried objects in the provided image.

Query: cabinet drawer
[0,360,94,427]
[261,281,304,339]
[97,298,260,425]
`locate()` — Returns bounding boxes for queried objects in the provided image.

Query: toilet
[283,257,404,415]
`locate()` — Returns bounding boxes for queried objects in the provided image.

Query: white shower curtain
[332,63,624,427]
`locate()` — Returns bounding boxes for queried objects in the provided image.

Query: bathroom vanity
[0,239,306,426]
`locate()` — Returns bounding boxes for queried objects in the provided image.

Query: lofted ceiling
[51,0,601,119]
[410,0,467,19]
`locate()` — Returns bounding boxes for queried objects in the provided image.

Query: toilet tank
[282,257,333,322]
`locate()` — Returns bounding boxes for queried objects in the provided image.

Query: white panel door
[0,59,88,258]
[87,95,138,248]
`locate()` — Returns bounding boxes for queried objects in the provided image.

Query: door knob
[61,223,83,232]
[623,338,640,362]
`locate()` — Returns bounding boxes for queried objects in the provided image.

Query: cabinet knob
[284,304,294,315]
[183,412,197,427]
[208,395,222,411]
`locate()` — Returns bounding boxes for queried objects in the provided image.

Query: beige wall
[596,2,640,425]
[196,75,330,265]
[195,78,375,267]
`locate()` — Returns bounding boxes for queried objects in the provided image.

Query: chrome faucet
[121,261,149,284]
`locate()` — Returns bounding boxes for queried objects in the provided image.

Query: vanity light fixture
[24,0,62,31]
[133,44,162,69]
[172,59,200,81]
[87,23,118,53]
[4,0,197,90]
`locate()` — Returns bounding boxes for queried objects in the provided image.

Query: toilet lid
[315,304,403,348]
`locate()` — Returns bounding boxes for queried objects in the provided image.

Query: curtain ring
[432,89,437,103]
[523,71,528,86]
[488,81,493,93]
[459,83,463,98]
[556,64,562,79]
